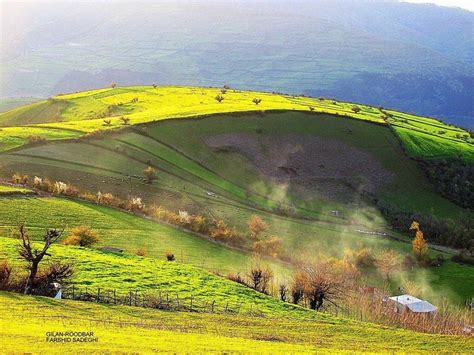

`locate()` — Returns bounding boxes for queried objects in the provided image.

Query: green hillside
[0,86,472,161]
[0,195,472,302]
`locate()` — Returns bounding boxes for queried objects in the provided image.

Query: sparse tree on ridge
[351,106,361,114]
[215,94,224,103]
[253,98,262,105]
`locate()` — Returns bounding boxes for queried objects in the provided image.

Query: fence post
[211,300,215,313]
[176,293,180,309]
[114,289,117,304]
[72,285,75,300]
[190,295,194,312]
[97,288,101,303]
[129,291,133,306]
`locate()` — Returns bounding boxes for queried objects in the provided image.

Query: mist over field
[1,0,473,127]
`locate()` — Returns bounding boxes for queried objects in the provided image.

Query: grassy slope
[0,196,286,276]
[0,237,300,316]
[0,86,472,161]
[1,292,471,354]
[0,195,472,303]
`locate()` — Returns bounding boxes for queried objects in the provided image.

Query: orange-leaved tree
[410,221,428,263]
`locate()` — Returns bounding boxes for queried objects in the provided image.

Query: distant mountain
[0,0,472,127]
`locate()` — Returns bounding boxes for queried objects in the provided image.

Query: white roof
[389,294,437,313]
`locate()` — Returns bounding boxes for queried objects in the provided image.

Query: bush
[345,248,375,269]
[64,226,100,247]
[252,236,283,257]
[0,260,12,290]
[227,272,247,286]
[27,135,46,145]
[247,264,273,294]
[11,173,28,185]
[452,250,474,265]
[33,262,74,296]
[165,252,175,261]
[62,235,82,246]
[136,247,147,257]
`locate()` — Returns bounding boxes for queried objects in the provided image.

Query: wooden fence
[62,286,246,314]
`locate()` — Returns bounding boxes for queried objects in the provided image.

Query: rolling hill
[0,85,472,302]
[0,84,473,352]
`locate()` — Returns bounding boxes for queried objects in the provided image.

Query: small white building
[389,294,437,314]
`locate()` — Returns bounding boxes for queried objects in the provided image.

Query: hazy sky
[403,0,474,11]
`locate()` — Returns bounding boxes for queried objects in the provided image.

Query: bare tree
[215,94,224,103]
[298,261,346,310]
[247,263,273,294]
[252,98,262,105]
[17,225,63,294]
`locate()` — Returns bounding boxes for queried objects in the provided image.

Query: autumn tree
[248,215,267,240]
[375,249,401,281]
[143,166,157,184]
[410,221,428,263]
[17,225,63,294]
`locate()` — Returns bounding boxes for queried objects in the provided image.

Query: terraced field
[0,86,472,161]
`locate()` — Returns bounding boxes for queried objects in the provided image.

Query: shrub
[291,272,305,304]
[248,215,267,239]
[247,263,273,294]
[215,94,224,103]
[0,260,12,290]
[189,215,208,233]
[279,284,288,302]
[143,166,157,184]
[62,235,81,246]
[103,119,112,126]
[11,173,28,185]
[345,248,375,269]
[65,226,100,247]
[27,135,46,145]
[252,236,283,257]
[165,252,175,261]
[120,116,130,125]
[127,196,144,212]
[227,272,247,286]
[252,98,262,105]
[33,262,74,296]
[136,247,147,257]
[452,250,474,265]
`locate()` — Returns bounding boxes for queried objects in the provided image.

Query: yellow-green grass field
[0,291,472,353]
[0,184,31,194]
[0,86,472,161]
